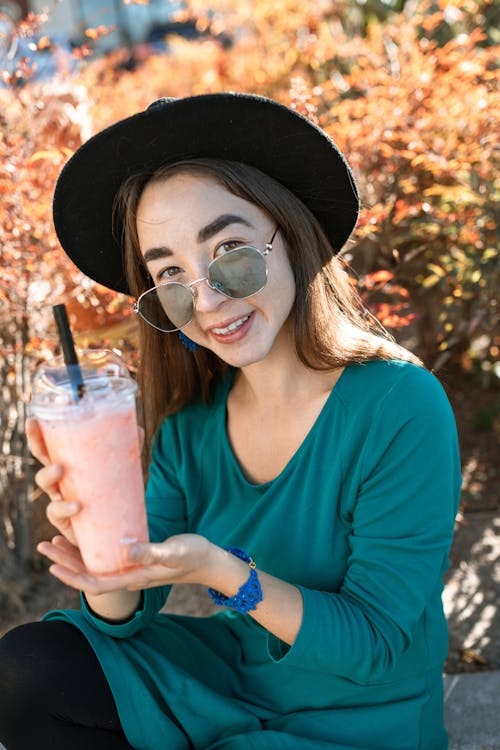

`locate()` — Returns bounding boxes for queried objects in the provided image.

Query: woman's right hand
[26,417,80,548]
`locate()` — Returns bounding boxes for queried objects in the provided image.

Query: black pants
[0,621,135,749]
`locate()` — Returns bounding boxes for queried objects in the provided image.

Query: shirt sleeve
[81,415,188,637]
[268,367,461,682]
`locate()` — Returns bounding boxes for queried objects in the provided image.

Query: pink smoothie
[37,393,149,575]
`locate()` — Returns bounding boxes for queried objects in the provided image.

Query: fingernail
[121,539,141,561]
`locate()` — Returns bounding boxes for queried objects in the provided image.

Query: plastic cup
[31,349,149,575]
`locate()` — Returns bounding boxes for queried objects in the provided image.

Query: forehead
[136,172,264,230]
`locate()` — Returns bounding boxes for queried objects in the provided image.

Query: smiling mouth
[211,314,251,335]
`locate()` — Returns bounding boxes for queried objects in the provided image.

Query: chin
[216,352,262,369]
[217,341,275,369]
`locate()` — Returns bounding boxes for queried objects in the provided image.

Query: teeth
[213,315,250,335]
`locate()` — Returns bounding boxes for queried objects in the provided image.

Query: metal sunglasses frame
[133,226,280,333]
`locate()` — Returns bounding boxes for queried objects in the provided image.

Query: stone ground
[444,671,500,750]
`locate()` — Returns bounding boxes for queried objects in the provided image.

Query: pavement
[0,671,498,749]
[444,670,500,750]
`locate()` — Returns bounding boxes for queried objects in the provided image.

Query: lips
[211,314,250,335]
[207,312,254,343]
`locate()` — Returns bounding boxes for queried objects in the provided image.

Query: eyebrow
[142,214,253,265]
[197,214,253,243]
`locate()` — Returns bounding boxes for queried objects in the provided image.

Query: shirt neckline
[220,366,349,490]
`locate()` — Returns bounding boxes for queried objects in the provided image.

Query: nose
[193,278,226,314]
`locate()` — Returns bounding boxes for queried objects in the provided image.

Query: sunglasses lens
[209,246,267,299]
[138,283,194,332]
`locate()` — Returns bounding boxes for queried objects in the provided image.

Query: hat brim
[53,93,359,296]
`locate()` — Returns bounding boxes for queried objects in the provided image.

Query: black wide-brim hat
[53,92,360,296]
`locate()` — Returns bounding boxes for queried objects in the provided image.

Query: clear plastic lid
[31,350,136,415]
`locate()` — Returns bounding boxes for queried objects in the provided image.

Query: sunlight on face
[136,172,296,368]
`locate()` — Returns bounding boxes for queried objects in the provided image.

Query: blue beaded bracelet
[208,546,263,614]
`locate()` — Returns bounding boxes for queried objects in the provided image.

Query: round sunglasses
[133,227,279,333]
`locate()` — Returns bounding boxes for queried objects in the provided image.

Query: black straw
[52,304,85,401]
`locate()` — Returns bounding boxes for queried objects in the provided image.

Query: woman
[0,93,461,750]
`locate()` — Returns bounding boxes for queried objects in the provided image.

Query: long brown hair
[114,158,422,455]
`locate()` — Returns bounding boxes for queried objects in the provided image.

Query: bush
[77,0,499,370]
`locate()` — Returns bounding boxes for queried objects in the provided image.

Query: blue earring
[178,331,198,352]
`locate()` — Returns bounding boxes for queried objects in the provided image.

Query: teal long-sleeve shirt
[44,360,461,750]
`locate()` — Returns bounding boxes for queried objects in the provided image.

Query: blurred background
[0,0,498,674]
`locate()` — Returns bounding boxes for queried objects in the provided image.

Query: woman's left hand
[124,534,216,589]
[38,533,217,596]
